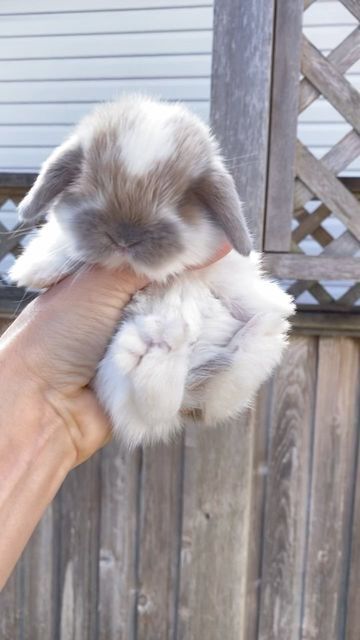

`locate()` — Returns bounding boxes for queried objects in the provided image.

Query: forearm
[0,357,75,590]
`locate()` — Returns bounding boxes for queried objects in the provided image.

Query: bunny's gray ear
[193,164,252,256]
[18,139,83,222]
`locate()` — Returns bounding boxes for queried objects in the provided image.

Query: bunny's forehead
[78,95,213,182]
[117,100,177,176]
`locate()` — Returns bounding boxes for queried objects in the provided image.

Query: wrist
[0,342,77,477]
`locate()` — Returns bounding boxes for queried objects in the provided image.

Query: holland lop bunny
[10,95,294,447]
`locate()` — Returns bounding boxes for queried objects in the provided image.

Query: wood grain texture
[301,37,360,135]
[292,312,360,337]
[210,0,275,246]
[345,372,360,639]
[296,142,360,241]
[265,0,303,251]
[294,130,360,213]
[299,27,360,113]
[258,337,317,640]
[177,416,254,640]
[19,506,58,640]
[243,383,273,640]
[341,0,360,20]
[57,454,101,640]
[97,443,139,640]
[0,565,22,640]
[301,337,360,640]
[136,441,183,640]
[264,253,360,280]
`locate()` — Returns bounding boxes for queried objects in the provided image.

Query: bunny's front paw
[113,314,191,374]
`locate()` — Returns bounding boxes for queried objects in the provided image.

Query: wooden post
[210,0,275,248]
[174,2,276,638]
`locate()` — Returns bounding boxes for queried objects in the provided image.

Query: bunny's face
[18,95,252,278]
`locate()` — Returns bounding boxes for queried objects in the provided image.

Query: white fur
[9,94,295,448]
[119,101,177,175]
[9,215,77,288]
[10,235,294,448]
[94,251,294,447]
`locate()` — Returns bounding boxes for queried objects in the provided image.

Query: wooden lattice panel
[265,0,360,311]
[0,177,37,315]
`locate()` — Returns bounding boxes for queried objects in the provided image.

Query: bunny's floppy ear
[193,163,252,256]
[18,138,83,222]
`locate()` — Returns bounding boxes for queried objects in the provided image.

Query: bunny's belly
[123,276,245,407]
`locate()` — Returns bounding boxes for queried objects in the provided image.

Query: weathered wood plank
[244,383,273,640]
[97,443,139,640]
[264,253,360,280]
[0,173,36,189]
[292,312,360,337]
[0,221,34,260]
[0,565,22,640]
[258,337,317,640]
[211,0,275,246]
[337,282,360,307]
[0,286,36,318]
[136,441,183,640]
[265,0,303,251]
[299,27,360,112]
[57,454,101,640]
[19,505,58,640]
[301,338,359,640]
[293,204,332,244]
[345,377,360,639]
[301,37,360,135]
[289,227,360,304]
[296,142,360,240]
[177,415,254,640]
[340,0,360,20]
[294,130,360,212]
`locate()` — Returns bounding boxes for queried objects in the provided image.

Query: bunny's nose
[117,223,143,247]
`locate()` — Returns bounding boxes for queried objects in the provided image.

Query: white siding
[0,1,213,172]
[0,0,358,176]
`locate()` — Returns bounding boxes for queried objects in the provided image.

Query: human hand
[1,242,231,466]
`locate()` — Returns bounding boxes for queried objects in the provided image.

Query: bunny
[10,95,294,447]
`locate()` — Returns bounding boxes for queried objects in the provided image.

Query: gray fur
[193,167,252,256]
[19,143,83,221]
[18,95,252,270]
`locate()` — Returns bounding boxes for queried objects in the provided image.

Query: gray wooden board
[264,253,360,280]
[258,337,317,640]
[345,362,360,640]
[296,141,360,241]
[0,564,22,640]
[341,0,360,21]
[302,37,360,135]
[299,27,360,112]
[244,383,273,640]
[136,441,183,640]
[301,337,360,640]
[57,454,101,640]
[19,505,58,640]
[210,0,275,247]
[97,443,140,640]
[294,130,360,212]
[265,0,303,252]
[177,415,254,640]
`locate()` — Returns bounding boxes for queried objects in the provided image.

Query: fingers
[192,241,232,271]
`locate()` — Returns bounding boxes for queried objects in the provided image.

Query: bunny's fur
[10,95,294,447]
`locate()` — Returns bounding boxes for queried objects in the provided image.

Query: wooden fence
[0,0,359,639]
